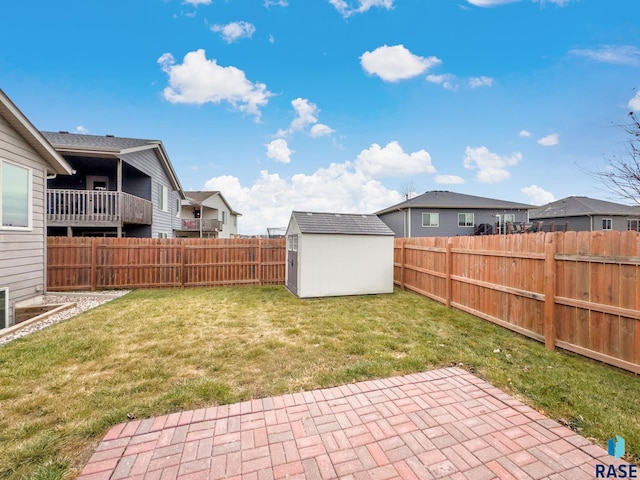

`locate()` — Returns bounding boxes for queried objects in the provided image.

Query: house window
[602,218,612,230]
[1,160,31,229]
[222,211,227,225]
[503,213,515,223]
[158,184,168,212]
[422,213,439,227]
[0,288,7,330]
[158,232,168,239]
[628,219,640,232]
[458,213,474,227]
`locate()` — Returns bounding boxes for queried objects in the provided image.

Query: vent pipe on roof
[106,134,114,137]
[59,131,69,134]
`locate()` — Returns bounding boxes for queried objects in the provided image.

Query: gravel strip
[0,291,130,347]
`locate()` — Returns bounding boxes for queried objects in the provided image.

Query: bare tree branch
[592,111,640,204]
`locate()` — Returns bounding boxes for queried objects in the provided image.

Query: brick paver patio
[78,367,628,479]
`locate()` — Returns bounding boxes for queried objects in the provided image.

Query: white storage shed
[285,211,395,298]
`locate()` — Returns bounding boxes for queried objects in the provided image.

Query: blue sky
[1,0,639,234]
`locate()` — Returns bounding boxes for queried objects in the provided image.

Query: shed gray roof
[42,131,155,151]
[291,211,395,236]
[530,196,640,219]
[376,191,534,215]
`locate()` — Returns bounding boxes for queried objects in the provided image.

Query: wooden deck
[47,189,152,226]
[176,218,223,233]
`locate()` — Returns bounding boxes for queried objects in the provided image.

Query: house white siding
[201,194,238,238]
[0,115,48,327]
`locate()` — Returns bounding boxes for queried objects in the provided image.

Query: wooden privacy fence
[395,231,640,374]
[47,237,286,290]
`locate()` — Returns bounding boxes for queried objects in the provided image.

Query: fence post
[180,239,186,288]
[91,238,97,291]
[400,239,406,290]
[257,239,263,286]
[544,234,557,350]
[446,240,453,308]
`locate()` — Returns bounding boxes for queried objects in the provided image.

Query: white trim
[0,158,33,231]
[602,217,613,231]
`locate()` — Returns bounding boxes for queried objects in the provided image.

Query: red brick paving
[78,367,627,479]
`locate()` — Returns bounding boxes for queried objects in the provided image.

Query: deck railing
[47,189,152,225]
[178,218,223,232]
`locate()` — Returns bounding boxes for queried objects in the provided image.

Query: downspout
[407,208,412,238]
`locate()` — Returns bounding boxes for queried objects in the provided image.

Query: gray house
[42,131,185,238]
[376,191,535,238]
[0,90,73,329]
[529,196,640,232]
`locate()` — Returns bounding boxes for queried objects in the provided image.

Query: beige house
[175,191,241,238]
[0,90,73,329]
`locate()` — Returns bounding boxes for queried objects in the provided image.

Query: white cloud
[520,130,531,137]
[463,146,522,183]
[184,0,211,5]
[290,98,318,132]
[158,49,272,120]
[361,45,442,82]
[310,124,335,138]
[468,76,494,88]
[537,133,559,146]
[203,140,436,233]
[426,74,457,90]
[264,0,288,6]
[204,167,403,234]
[629,92,640,112]
[269,35,275,44]
[277,98,335,138]
[211,21,256,43]
[355,141,435,178]
[75,125,89,134]
[266,139,292,164]
[330,0,394,17]
[569,45,640,66]
[521,185,555,205]
[435,175,465,184]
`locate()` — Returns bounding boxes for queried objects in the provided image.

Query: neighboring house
[376,191,534,238]
[285,211,395,298]
[42,131,185,238]
[529,196,640,232]
[175,190,241,238]
[0,90,73,329]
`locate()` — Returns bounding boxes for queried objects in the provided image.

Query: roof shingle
[291,211,395,236]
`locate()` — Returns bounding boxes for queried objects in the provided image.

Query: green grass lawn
[0,286,638,479]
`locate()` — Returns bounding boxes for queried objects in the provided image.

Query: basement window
[0,288,7,330]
